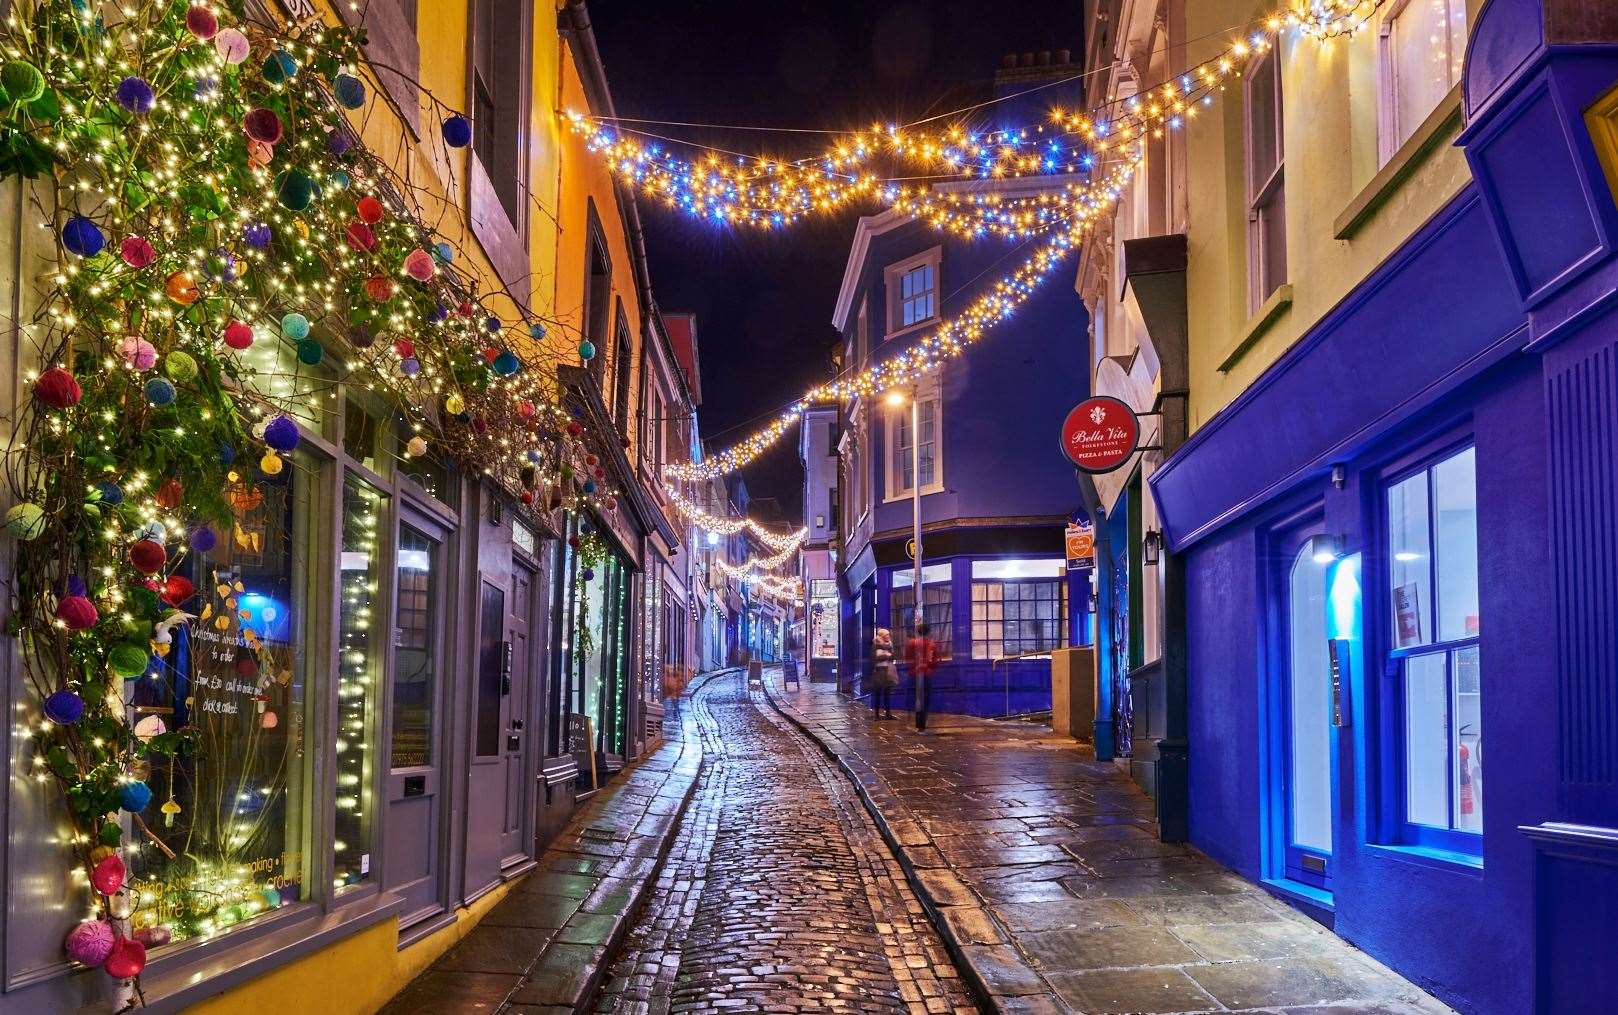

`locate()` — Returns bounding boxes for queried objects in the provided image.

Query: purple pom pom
[189,526,217,554]
[115,76,155,114]
[262,415,300,452]
[327,130,353,156]
[244,222,272,249]
[66,575,87,598]
[44,689,85,725]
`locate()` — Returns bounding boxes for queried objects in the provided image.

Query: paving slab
[764,671,1454,1015]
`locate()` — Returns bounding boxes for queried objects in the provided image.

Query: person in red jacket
[903,622,941,731]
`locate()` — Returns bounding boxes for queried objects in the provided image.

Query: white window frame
[884,376,943,502]
[1377,0,1468,164]
[1244,46,1287,313]
[883,247,942,339]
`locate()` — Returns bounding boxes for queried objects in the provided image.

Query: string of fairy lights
[578,0,1393,483]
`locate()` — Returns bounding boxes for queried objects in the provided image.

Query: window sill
[1217,283,1294,373]
[1334,85,1464,241]
[884,483,944,504]
[1364,841,1484,876]
[883,318,940,344]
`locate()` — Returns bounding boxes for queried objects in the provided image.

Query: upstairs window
[885,249,941,335]
[1245,47,1287,311]
[583,205,611,383]
[471,0,525,225]
[1386,444,1482,851]
[887,380,941,499]
[1379,0,1468,161]
[613,311,633,436]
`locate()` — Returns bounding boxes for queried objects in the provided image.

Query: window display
[334,476,386,890]
[125,450,324,944]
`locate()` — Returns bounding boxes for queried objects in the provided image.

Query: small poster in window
[1393,582,1422,647]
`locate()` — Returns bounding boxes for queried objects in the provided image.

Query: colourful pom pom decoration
[119,235,156,268]
[275,169,318,211]
[356,195,384,223]
[115,76,154,113]
[263,414,300,451]
[56,594,98,631]
[161,574,194,607]
[119,781,152,813]
[62,216,104,257]
[108,643,150,679]
[104,937,146,979]
[129,539,166,574]
[43,689,85,725]
[185,5,219,40]
[223,320,255,349]
[441,114,472,148]
[64,920,115,967]
[403,248,435,281]
[189,525,217,554]
[33,367,81,408]
[281,312,310,340]
[334,73,366,109]
[243,107,283,144]
[214,28,250,64]
[144,377,177,406]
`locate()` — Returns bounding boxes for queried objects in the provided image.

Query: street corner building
[1073,0,1618,1011]
[0,0,706,1011]
[821,52,1100,721]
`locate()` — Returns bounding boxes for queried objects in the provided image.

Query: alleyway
[594,672,974,1014]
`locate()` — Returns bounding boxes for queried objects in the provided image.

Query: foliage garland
[0,0,605,995]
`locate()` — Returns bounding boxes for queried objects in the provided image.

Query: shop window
[972,580,1067,659]
[1385,445,1482,849]
[126,449,325,944]
[891,569,953,658]
[1379,0,1467,161]
[334,475,387,891]
[239,331,339,440]
[1245,45,1287,312]
[391,525,438,769]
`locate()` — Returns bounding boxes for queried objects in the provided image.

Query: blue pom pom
[441,114,472,148]
[144,377,177,406]
[115,76,155,113]
[263,49,298,84]
[578,340,596,361]
[281,312,311,340]
[244,222,272,249]
[526,449,542,463]
[95,481,124,506]
[493,351,521,376]
[582,479,597,495]
[433,241,454,263]
[119,781,153,813]
[333,73,366,109]
[263,415,300,452]
[484,316,501,333]
[44,689,85,725]
[529,322,547,341]
[219,443,236,465]
[62,216,104,257]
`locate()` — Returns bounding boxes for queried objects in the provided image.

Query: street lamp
[886,387,922,637]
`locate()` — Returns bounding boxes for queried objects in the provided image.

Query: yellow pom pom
[260,451,284,475]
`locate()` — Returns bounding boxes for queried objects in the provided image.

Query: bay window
[1386,444,1482,849]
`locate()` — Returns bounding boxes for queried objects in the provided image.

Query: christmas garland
[0,0,607,998]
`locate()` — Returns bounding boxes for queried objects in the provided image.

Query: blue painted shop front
[1151,5,1618,1012]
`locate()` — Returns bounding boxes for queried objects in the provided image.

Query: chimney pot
[1058,48,1071,64]
[1021,51,1035,67]
[1039,50,1052,65]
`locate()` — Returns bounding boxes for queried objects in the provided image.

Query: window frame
[1376,435,1483,857]
[613,306,634,436]
[971,577,1069,660]
[884,376,943,501]
[465,0,532,297]
[890,575,954,658]
[883,247,943,340]
[1377,0,1468,164]
[1243,45,1287,313]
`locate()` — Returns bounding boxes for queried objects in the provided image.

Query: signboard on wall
[1060,396,1140,473]
[1065,523,1095,572]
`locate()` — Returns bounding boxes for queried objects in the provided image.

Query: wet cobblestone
[593,672,974,1015]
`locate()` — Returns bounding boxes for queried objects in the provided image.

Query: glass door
[1278,524,1336,890]
[384,512,450,925]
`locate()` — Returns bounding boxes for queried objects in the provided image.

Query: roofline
[831,208,910,333]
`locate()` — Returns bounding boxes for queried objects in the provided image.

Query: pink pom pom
[64,920,115,967]
[119,236,156,268]
[91,854,126,896]
[403,248,435,282]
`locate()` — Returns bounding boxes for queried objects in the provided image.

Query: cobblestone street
[594,670,974,1015]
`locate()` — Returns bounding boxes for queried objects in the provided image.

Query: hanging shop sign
[1061,396,1140,473]
[1065,523,1095,571]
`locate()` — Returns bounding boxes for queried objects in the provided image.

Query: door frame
[1262,502,1339,897]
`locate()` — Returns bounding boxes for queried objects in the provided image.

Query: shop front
[1150,8,1618,1009]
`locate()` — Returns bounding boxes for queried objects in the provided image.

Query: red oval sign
[1061,396,1140,473]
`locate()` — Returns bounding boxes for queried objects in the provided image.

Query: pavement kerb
[758,674,1006,1015]
[536,666,736,1014]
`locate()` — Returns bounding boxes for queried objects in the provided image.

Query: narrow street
[593,671,975,1015]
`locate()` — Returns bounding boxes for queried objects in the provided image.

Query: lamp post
[887,387,922,635]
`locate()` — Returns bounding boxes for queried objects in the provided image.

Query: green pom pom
[275,169,318,211]
[4,502,46,540]
[99,820,123,848]
[1,61,45,105]
[296,338,324,365]
[164,350,198,383]
[107,642,150,679]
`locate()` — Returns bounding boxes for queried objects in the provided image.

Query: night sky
[587,1,1084,519]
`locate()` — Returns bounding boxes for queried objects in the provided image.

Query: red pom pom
[457,301,474,317]
[104,937,146,979]
[243,108,283,145]
[566,421,583,437]
[129,540,166,575]
[593,467,605,480]
[56,595,99,631]
[584,454,599,467]
[517,399,535,419]
[365,275,395,302]
[604,496,618,511]
[160,574,194,608]
[393,339,415,359]
[472,415,489,435]
[223,320,255,349]
[520,490,535,505]
[345,221,376,251]
[356,196,384,224]
[568,535,580,549]
[185,6,219,40]
[482,346,499,364]
[155,478,183,510]
[34,368,82,409]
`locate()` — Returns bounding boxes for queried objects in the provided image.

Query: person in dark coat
[870,627,898,719]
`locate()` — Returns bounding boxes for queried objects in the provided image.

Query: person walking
[870,627,898,720]
[904,622,940,731]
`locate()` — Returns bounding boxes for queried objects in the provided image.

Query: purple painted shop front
[1151,4,1618,1012]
